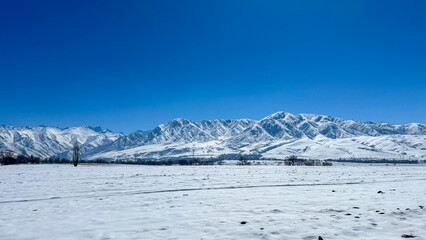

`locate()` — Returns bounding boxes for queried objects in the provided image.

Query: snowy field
[1,164,425,240]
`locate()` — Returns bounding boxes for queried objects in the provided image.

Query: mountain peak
[171,118,189,122]
[88,126,111,133]
[165,118,192,125]
[263,111,292,120]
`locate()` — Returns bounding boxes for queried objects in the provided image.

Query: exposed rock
[401,234,417,238]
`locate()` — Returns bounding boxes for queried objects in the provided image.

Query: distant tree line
[0,151,222,166]
[0,151,41,165]
[215,154,262,161]
[0,152,330,166]
[112,158,219,165]
[284,155,332,166]
[1,150,421,166]
[331,159,419,164]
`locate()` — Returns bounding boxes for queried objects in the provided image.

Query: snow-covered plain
[0,164,425,240]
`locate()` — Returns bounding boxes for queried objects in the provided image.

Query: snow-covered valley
[1,164,425,239]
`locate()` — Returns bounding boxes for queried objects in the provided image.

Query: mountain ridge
[1,111,425,160]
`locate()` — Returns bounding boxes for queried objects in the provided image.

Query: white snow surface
[0,164,425,240]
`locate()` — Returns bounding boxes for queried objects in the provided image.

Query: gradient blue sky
[1,0,425,133]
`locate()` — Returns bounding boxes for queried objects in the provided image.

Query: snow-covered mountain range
[0,125,122,159]
[1,112,425,161]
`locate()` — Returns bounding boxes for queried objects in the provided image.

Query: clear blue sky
[1,0,425,133]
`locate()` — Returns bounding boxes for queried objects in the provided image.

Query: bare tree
[237,155,252,165]
[0,150,16,165]
[286,155,299,166]
[73,142,79,167]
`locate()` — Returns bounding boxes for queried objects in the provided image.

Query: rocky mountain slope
[85,112,425,161]
[0,125,122,158]
[1,112,425,160]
